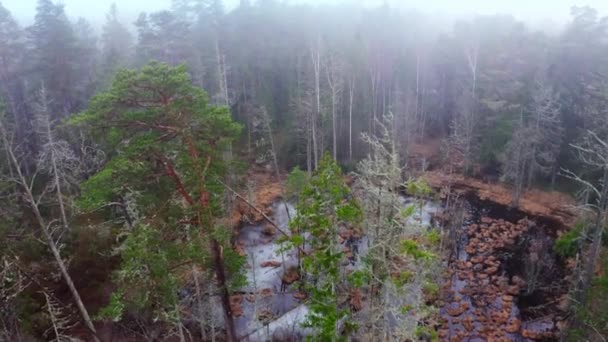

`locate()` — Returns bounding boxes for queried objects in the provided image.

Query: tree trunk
[580,167,608,301]
[349,77,354,162]
[1,123,99,342]
[310,39,321,169]
[211,239,237,341]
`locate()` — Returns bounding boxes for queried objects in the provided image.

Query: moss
[415,326,439,342]
[554,222,584,257]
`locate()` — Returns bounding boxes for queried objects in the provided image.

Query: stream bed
[231,193,569,341]
[439,196,570,341]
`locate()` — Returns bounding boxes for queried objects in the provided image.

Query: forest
[1,0,608,341]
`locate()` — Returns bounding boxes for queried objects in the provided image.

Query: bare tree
[502,110,535,207]
[562,130,608,302]
[310,34,322,169]
[527,75,563,187]
[0,257,28,341]
[324,49,344,160]
[348,75,355,162]
[34,86,78,229]
[42,292,79,342]
[0,111,99,341]
[449,89,478,174]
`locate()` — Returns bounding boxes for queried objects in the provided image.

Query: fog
[4,0,608,28]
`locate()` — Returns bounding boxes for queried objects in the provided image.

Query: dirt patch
[424,171,577,228]
[230,167,285,227]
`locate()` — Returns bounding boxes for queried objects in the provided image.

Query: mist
[4,0,608,29]
[2,0,608,341]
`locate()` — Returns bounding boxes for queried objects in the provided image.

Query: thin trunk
[216,39,229,106]
[192,265,206,340]
[0,123,99,342]
[349,77,354,162]
[581,167,608,301]
[46,122,69,229]
[176,304,186,342]
[310,38,321,168]
[263,109,291,221]
[211,239,237,341]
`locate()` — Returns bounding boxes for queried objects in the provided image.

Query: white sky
[3,0,608,27]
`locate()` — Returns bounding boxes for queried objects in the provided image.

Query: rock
[505,317,521,333]
[257,309,274,322]
[506,285,520,296]
[338,228,354,240]
[294,292,307,300]
[511,275,526,287]
[260,260,282,268]
[447,302,469,317]
[262,224,276,236]
[230,295,244,317]
[282,266,300,285]
[463,315,474,332]
[350,288,364,311]
[259,288,273,297]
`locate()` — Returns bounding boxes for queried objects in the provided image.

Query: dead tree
[310,34,322,169]
[324,49,343,160]
[528,75,563,187]
[0,117,99,341]
[562,130,608,303]
[502,111,535,207]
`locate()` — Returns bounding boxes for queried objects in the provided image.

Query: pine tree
[291,153,362,340]
[28,0,81,117]
[71,62,244,340]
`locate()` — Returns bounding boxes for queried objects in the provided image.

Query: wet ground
[439,196,570,341]
[232,193,569,341]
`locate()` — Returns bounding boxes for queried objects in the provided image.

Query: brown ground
[230,167,285,227]
[424,170,578,228]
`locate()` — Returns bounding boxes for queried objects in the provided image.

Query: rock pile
[439,217,554,340]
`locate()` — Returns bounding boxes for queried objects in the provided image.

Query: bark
[192,263,206,340]
[211,239,237,341]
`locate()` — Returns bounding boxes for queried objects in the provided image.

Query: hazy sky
[3,0,608,27]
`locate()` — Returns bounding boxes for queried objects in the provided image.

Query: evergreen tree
[28,0,81,117]
[71,62,244,340]
[291,153,362,340]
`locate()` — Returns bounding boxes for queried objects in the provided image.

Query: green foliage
[554,223,584,258]
[479,112,515,164]
[405,178,433,198]
[415,326,439,342]
[72,62,244,326]
[393,271,414,287]
[400,239,436,261]
[569,252,608,340]
[116,224,181,313]
[426,229,441,245]
[95,291,125,321]
[400,204,416,219]
[423,281,440,298]
[286,166,308,199]
[292,153,362,340]
[347,270,370,288]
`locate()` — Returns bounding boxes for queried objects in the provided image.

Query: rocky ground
[440,215,569,341]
